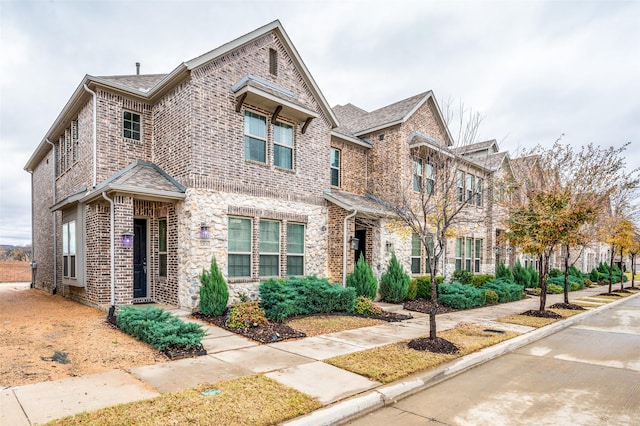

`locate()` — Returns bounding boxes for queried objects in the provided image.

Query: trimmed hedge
[259,276,356,321]
[481,278,525,303]
[411,275,445,299]
[438,283,486,309]
[116,306,205,351]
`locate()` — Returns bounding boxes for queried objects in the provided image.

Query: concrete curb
[284,290,640,426]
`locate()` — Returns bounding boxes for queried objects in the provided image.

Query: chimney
[135,62,140,75]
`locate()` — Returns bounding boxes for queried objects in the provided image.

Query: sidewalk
[1,285,635,425]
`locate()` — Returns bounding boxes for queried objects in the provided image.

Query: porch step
[374,302,405,312]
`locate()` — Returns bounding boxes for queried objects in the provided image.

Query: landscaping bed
[193,311,306,343]
[403,298,457,314]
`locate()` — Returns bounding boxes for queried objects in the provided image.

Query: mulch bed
[408,337,459,354]
[549,303,585,311]
[598,292,623,297]
[193,312,306,343]
[403,298,456,315]
[522,309,563,319]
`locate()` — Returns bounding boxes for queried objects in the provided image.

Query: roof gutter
[343,208,357,287]
[45,139,58,293]
[83,84,97,187]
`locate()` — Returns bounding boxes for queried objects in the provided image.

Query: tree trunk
[620,247,625,292]
[608,245,615,294]
[632,254,636,288]
[563,244,570,304]
[429,271,438,339]
[538,253,547,312]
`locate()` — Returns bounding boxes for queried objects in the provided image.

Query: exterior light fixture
[494,246,501,255]
[349,236,359,250]
[386,240,393,252]
[121,230,134,248]
[199,224,210,239]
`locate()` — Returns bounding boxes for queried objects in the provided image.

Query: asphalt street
[348,295,640,426]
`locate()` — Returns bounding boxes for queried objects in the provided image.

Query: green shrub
[346,255,378,300]
[412,275,444,299]
[528,266,540,288]
[568,265,582,279]
[547,275,584,291]
[583,277,595,287]
[259,276,356,321]
[471,274,495,288]
[116,306,205,351]
[612,264,622,275]
[379,252,410,303]
[598,262,610,274]
[226,302,269,329]
[481,278,525,303]
[451,269,474,285]
[353,296,384,316]
[485,289,499,305]
[589,268,600,282]
[406,278,418,301]
[496,262,514,282]
[547,283,563,294]
[438,283,486,309]
[549,268,562,277]
[199,257,229,316]
[529,287,542,295]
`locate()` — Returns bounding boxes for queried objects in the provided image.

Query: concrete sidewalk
[1,285,636,425]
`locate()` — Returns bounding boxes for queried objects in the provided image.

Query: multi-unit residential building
[25,21,604,312]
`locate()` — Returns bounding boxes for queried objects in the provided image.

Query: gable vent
[269,48,277,76]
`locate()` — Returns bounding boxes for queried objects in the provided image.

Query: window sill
[244,159,269,168]
[228,277,257,284]
[274,166,296,174]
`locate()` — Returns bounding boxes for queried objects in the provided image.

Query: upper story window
[425,161,435,195]
[123,111,141,141]
[330,148,341,187]
[273,122,293,169]
[413,158,423,192]
[466,174,475,202]
[244,111,267,163]
[475,178,483,207]
[456,171,464,202]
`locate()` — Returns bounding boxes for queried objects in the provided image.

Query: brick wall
[330,136,369,195]
[0,262,32,282]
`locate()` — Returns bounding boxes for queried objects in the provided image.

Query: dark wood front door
[133,218,147,299]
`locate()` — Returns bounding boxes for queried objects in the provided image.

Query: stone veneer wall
[175,188,328,310]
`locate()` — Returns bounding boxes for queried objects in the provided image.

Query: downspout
[102,192,115,318]
[342,209,357,287]
[46,139,57,294]
[83,84,97,187]
[28,170,35,288]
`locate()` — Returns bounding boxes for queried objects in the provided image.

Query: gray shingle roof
[454,139,498,156]
[323,189,390,217]
[98,74,169,93]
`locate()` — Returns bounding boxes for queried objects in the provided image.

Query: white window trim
[259,219,281,278]
[273,121,294,170]
[330,147,341,187]
[286,222,305,276]
[228,217,253,278]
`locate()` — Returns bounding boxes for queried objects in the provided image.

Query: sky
[1,0,639,246]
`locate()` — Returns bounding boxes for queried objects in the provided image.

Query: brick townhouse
[26,20,511,311]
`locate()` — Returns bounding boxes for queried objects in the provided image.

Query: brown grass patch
[326,324,518,383]
[548,308,582,318]
[286,315,385,337]
[44,375,321,426]
[496,314,558,328]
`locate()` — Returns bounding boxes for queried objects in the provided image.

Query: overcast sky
[1,0,639,246]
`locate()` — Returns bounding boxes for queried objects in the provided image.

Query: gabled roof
[323,189,390,218]
[332,91,454,145]
[26,20,338,172]
[454,139,499,156]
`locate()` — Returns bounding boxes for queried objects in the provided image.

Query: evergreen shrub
[353,296,383,316]
[485,289,499,305]
[199,257,229,316]
[412,275,444,299]
[496,262,514,282]
[438,283,486,309]
[379,252,410,303]
[471,274,495,288]
[481,278,525,303]
[451,269,474,285]
[346,255,378,300]
[406,278,418,301]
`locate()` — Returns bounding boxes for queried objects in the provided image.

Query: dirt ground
[0,284,166,388]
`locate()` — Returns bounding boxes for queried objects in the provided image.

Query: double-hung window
[286,223,305,276]
[274,122,293,169]
[259,220,280,277]
[123,111,141,141]
[62,221,76,279]
[456,171,464,202]
[228,217,252,277]
[466,174,475,202]
[158,219,167,278]
[475,178,483,207]
[455,237,463,271]
[425,161,435,195]
[330,148,341,187]
[413,158,423,192]
[475,239,483,273]
[465,238,473,271]
[411,233,421,274]
[244,111,267,163]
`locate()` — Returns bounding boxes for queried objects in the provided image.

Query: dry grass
[496,314,559,328]
[326,324,518,383]
[286,315,385,337]
[548,308,582,318]
[44,375,321,426]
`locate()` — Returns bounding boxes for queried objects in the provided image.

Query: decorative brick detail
[227,206,308,223]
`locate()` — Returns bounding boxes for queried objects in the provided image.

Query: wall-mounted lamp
[385,240,393,253]
[199,224,210,239]
[493,246,501,255]
[507,247,514,254]
[349,236,360,251]
[121,230,134,248]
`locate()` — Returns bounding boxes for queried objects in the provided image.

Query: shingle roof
[465,151,508,171]
[98,74,168,93]
[454,139,498,156]
[93,161,186,196]
[323,189,390,217]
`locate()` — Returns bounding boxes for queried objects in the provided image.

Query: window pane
[68,221,76,255]
[330,148,340,168]
[411,233,421,256]
[475,239,482,258]
[330,168,340,187]
[455,237,462,257]
[159,254,167,277]
[63,256,69,277]
[62,223,69,255]
[70,255,76,278]
[158,219,167,252]
[228,217,251,252]
[274,122,293,147]
[244,137,266,162]
[260,221,280,253]
[229,254,250,277]
[411,258,421,274]
[287,256,304,276]
[244,111,266,138]
[274,145,292,169]
[259,255,279,276]
[287,223,305,254]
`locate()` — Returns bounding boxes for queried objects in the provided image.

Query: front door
[355,229,367,263]
[133,218,147,299]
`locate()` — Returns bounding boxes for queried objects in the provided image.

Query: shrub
[413,275,445,299]
[116,306,205,351]
[353,296,384,316]
[226,302,269,329]
[549,268,562,277]
[346,255,378,300]
[451,269,474,285]
[485,289,499,305]
[547,275,584,291]
[379,252,410,303]
[512,259,529,288]
[438,283,486,309]
[568,265,583,279]
[481,278,525,303]
[583,277,595,287]
[528,266,540,288]
[471,274,495,288]
[259,276,356,321]
[547,283,563,294]
[199,257,229,316]
[589,268,600,282]
[406,278,418,301]
[598,262,609,274]
[496,262,514,282]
